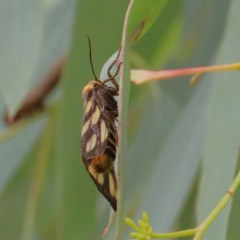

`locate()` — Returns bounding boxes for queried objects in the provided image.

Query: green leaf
[226,154,240,239]
[177,179,198,237]
[0,0,238,239]
[0,137,44,239]
[164,0,231,104]
[33,0,76,85]
[178,0,231,66]
[0,118,45,195]
[129,80,210,231]
[127,0,168,43]
[20,117,54,240]
[133,0,183,68]
[0,0,76,116]
[196,1,240,239]
[0,0,44,115]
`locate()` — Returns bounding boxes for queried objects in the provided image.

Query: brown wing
[81,84,118,160]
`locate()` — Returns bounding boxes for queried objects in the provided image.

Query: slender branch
[126,167,240,240]
[126,215,197,239]
[150,229,196,239]
[0,104,56,144]
[193,169,240,240]
[5,58,65,124]
[116,0,134,239]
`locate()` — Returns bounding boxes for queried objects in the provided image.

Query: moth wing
[81,85,118,210]
[81,106,110,159]
[87,165,117,211]
[81,85,118,159]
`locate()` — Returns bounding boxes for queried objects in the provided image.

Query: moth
[81,37,121,211]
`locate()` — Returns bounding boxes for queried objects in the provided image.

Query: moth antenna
[87,35,98,81]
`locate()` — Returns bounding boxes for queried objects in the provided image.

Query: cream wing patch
[109,173,115,198]
[91,106,101,125]
[100,120,108,143]
[88,165,97,180]
[81,119,90,136]
[85,99,92,113]
[97,173,104,186]
[86,134,97,152]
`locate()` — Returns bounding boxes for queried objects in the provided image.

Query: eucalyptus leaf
[0,0,237,239]
[0,117,46,194]
[0,0,76,116]
[133,80,210,231]
[196,0,240,239]
[127,0,168,44]
[0,0,44,116]
[0,119,46,239]
[226,155,240,239]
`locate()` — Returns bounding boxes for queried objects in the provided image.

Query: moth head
[82,82,93,97]
[83,81,104,98]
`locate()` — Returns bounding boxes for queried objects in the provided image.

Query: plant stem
[149,228,196,239]
[127,168,240,239]
[0,104,56,144]
[131,62,240,84]
[193,169,240,240]
[116,0,134,239]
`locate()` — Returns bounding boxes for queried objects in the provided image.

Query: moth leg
[107,47,121,79]
[104,62,122,91]
[107,87,119,96]
[102,48,122,91]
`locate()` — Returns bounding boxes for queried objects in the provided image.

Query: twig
[5,58,65,124]
[116,0,134,239]
[126,167,240,239]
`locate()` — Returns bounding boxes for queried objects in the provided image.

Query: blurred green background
[0,0,240,239]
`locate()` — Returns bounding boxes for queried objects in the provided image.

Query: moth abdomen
[91,154,113,173]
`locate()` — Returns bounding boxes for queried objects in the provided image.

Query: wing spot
[81,119,90,136]
[91,106,101,124]
[97,173,104,185]
[88,165,97,179]
[109,173,115,198]
[86,134,97,152]
[85,99,92,113]
[100,120,108,143]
